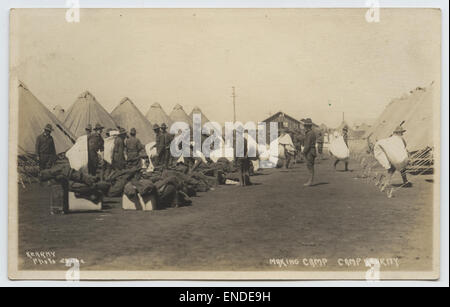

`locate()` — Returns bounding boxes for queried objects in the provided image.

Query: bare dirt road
[17,158,435,275]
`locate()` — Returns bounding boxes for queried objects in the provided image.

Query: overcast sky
[11,8,440,128]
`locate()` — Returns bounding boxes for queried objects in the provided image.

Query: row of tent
[17,81,211,155]
[363,82,437,152]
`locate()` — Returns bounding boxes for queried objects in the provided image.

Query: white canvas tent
[111,97,156,144]
[145,102,173,128]
[189,106,210,125]
[64,91,117,138]
[364,82,437,152]
[169,104,193,129]
[17,82,75,155]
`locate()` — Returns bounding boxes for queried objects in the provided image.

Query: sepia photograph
[7,6,444,282]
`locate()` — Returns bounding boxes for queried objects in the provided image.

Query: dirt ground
[17,157,435,274]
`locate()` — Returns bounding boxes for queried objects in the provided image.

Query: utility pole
[231,86,236,122]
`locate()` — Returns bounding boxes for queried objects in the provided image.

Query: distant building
[262,111,302,132]
[261,111,302,142]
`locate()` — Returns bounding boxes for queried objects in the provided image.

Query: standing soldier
[160,123,173,168]
[35,124,57,170]
[280,128,293,169]
[302,118,317,186]
[235,129,252,186]
[87,123,105,176]
[126,128,145,167]
[112,128,127,170]
[386,126,412,187]
[152,124,163,166]
[333,126,349,171]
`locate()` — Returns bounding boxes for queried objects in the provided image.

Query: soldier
[160,123,173,168]
[152,124,163,166]
[112,128,127,170]
[235,129,252,186]
[280,128,293,169]
[35,124,57,170]
[302,118,316,186]
[126,127,145,167]
[334,126,349,171]
[387,126,412,188]
[87,123,105,176]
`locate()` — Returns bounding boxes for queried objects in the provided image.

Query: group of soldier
[35,122,148,177]
[280,119,411,187]
[35,118,411,188]
[152,123,173,169]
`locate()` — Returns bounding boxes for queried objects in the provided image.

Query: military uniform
[156,132,166,166]
[303,128,317,170]
[162,130,173,168]
[87,133,104,176]
[126,135,144,167]
[112,132,126,170]
[235,135,252,186]
[35,132,57,170]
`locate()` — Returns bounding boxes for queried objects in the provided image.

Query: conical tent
[402,84,436,151]
[169,104,193,128]
[64,91,117,138]
[145,102,173,128]
[18,82,75,155]
[111,97,156,144]
[364,83,436,151]
[52,105,66,122]
[189,106,210,125]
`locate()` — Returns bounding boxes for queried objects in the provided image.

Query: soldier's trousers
[39,154,56,171]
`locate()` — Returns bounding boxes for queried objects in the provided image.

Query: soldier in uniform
[87,123,105,176]
[152,124,163,166]
[386,126,412,187]
[160,123,173,168]
[112,128,127,170]
[126,127,145,167]
[235,128,252,186]
[302,118,316,186]
[35,124,57,170]
[280,128,294,169]
[333,126,349,171]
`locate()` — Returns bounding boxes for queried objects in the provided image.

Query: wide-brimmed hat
[393,125,406,134]
[85,124,92,132]
[152,124,160,131]
[44,124,54,132]
[118,127,127,135]
[94,123,104,131]
[343,126,349,131]
[303,118,313,126]
[160,123,167,129]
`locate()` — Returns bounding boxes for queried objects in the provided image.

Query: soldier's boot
[401,171,412,187]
